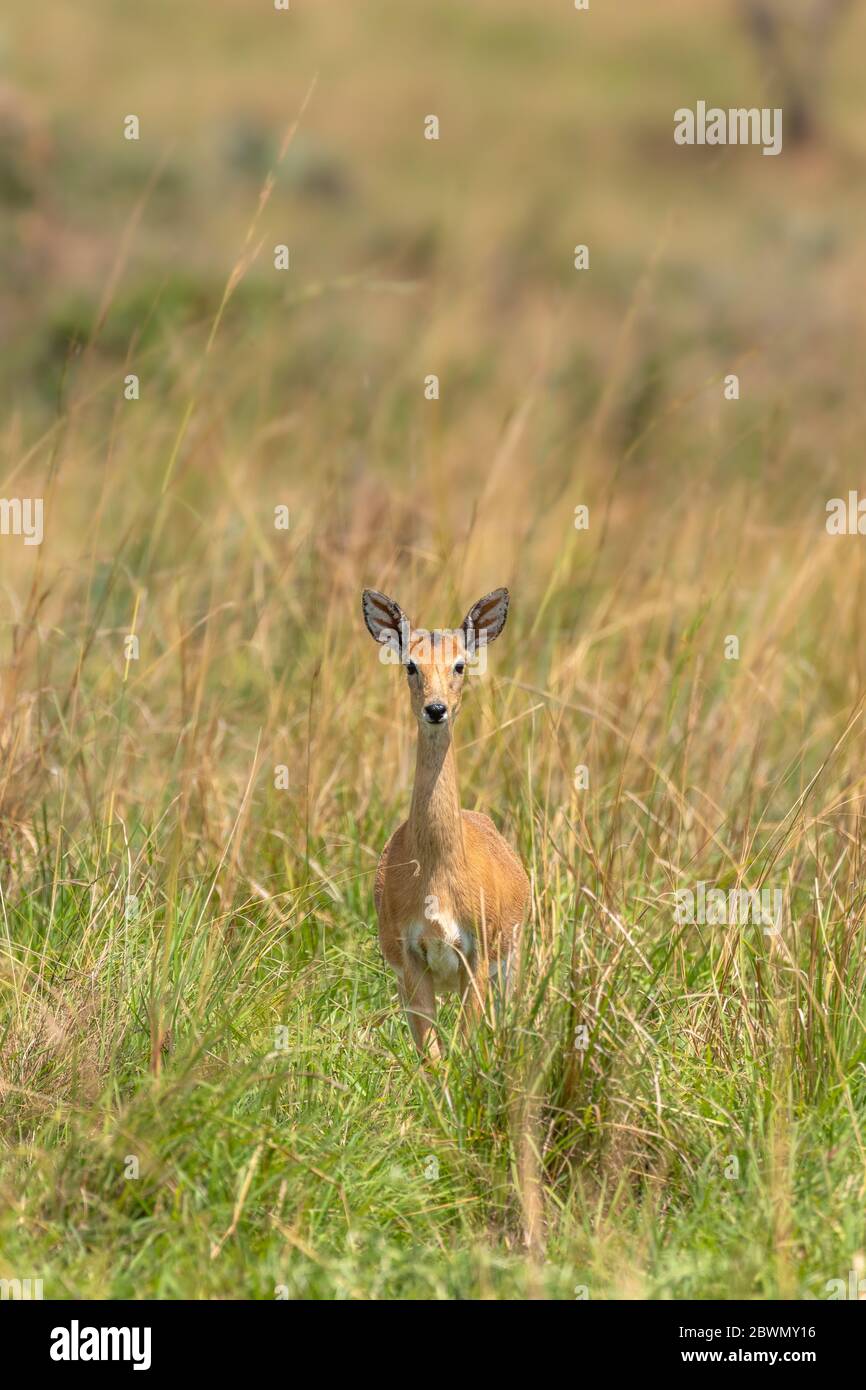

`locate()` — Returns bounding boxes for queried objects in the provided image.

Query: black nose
[424,701,448,723]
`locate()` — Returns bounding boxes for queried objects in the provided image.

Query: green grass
[2,0,866,1299]
[3,779,866,1299]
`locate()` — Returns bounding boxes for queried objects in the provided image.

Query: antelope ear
[461,587,509,647]
[362,588,409,654]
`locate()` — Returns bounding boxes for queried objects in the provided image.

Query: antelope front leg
[458,957,489,1040]
[398,964,440,1061]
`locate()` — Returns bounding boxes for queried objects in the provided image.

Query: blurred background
[3,0,866,809]
[3,0,865,485]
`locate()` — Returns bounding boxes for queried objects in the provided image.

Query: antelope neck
[408,726,466,877]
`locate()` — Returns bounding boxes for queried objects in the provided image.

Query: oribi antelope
[362,586,530,1058]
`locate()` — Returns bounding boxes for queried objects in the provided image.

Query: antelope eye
[406,660,418,676]
[454,660,466,675]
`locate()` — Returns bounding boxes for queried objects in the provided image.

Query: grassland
[2,0,866,1299]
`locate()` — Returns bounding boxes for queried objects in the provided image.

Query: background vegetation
[2,0,866,1298]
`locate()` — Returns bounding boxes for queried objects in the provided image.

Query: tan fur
[375,811,529,970]
[363,587,530,1058]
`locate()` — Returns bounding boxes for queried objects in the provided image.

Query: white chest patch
[406,919,473,994]
[424,939,463,990]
